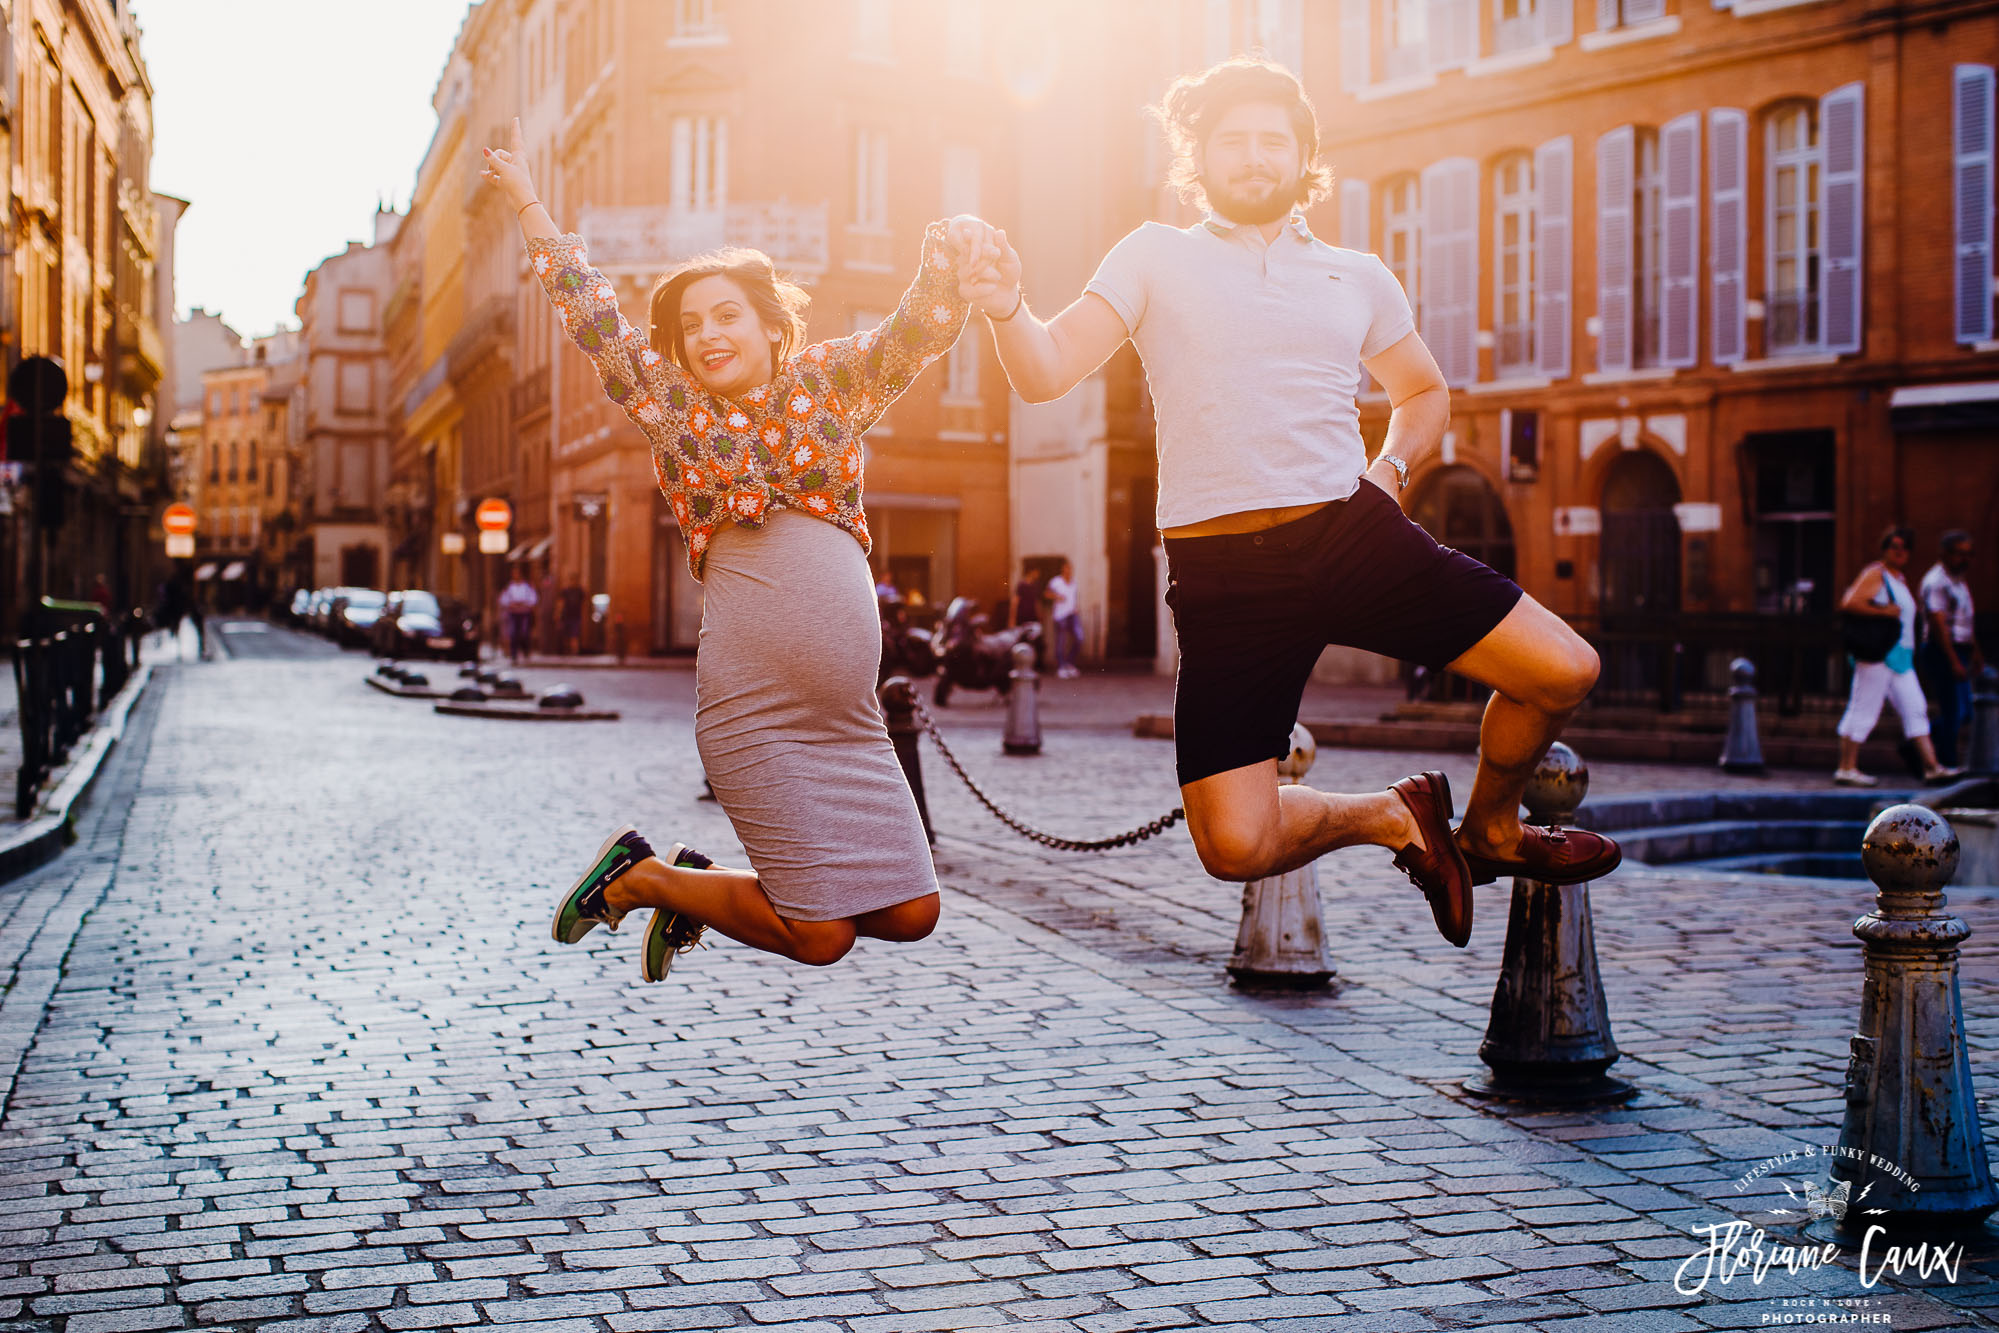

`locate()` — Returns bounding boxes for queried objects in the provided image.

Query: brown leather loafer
[1388,771,1474,948]
[1461,824,1623,886]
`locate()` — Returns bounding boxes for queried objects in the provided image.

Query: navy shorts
[1163,481,1523,786]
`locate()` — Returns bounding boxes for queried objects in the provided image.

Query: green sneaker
[640,842,714,983]
[551,825,655,944]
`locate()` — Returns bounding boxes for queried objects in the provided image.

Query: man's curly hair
[1155,57,1332,213]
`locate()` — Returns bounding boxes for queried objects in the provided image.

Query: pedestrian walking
[1918,530,1982,771]
[498,570,539,663]
[1012,559,1047,669]
[483,118,988,978]
[1833,525,1956,786]
[874,567,898,600]
[1047,558,1082,677]
[959,57,1621,947]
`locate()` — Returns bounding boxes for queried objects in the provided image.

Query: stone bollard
[1970,665,1999,776]
[879,676,934,845]
[1719,657,1766,774]
[1464,742,1636,1105]
[1003,641,1042,756]
[1228,724,1334,990]
[1826,804,1997,1240]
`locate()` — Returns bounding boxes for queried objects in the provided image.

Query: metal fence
[12,601,145,819]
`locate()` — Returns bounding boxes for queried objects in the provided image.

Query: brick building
[1314,0,1999,688]
[389,0,1016,654]
[1,0,167,625]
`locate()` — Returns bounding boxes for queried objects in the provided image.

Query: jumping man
[959,58,1620,946]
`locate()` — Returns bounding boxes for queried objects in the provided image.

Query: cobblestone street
[0,643,1994,1332]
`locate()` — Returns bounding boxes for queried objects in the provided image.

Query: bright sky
[136,0,476,339]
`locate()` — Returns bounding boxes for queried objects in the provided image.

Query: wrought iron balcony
[575,202,830,277]
[1496,321,1537,374]
[1766,288,1821,354]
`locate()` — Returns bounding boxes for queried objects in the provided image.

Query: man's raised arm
[963,230,1133,405]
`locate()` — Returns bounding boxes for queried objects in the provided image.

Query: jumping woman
[481,120,993,980]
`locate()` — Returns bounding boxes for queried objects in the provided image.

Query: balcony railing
[576,202,829,277]
[1495,321,1536,374]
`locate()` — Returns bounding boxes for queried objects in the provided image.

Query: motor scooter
[933,596,1039,706]
[878,592,940,684]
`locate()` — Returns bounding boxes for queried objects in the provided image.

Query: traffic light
[6,356,72,531]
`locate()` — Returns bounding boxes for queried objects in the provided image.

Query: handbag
[1840,611,1900,664]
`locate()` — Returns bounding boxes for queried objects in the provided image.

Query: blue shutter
[1709,108,1747,365]
[1957,65,1995,345]
[1661,112,1700,368]
[1596,125,1634,373]
[1536,136,1572,378]
[1596,0,1620,30]
[1820,81,1864,355]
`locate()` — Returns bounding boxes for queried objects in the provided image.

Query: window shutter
[1625,0,1666,18]
[1820,81,1864,355]
[1596,0,1620,30]
[1709,108,1747,365]
[1596,125,1634,373]
[1340,177,1371,249]
[1422,157,1479,386]
[1661,111,1700,367]
[1427,0,1476,70]
[1536,136,1572,378]
[1955,64,1994,344]
[1205,0,1232,64]
[670,116,693,212]
[1261,0,1304,72]
[1341,0,1370,90]
[1542,0,1572,47]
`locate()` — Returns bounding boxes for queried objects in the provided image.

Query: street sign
[440,532,466,555]
[163,502,197,536]
[478,529,509,554]
[474,498,512,531]
[165,533,195,558]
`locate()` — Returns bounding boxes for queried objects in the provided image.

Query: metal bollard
[1719,657,1765,774]
[879,676,934,844]
[1464,742,1636,1105]
[1228,725,1334,990]
[1970,665,1999,776]
[1825,804,1997,1240]
[1003,641,1042,756]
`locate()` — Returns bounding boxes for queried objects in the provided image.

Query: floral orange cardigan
[527,221,969,579]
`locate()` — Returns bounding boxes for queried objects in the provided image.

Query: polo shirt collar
[1201,209,1314,242]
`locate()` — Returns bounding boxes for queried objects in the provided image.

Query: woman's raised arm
[807,219,975,434]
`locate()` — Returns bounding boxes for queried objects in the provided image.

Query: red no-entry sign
[475,498,512,531]
[163,502,197,536]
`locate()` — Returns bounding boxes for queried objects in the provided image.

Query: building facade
[1320,0,1999,688]
[297,215,396,591]
[1,0,166,625]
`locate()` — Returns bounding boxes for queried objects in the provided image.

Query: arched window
[1493,152,1537,374]
[1411,466,1516,580]
[1384,175,1422,325]
[1766,101,1820,353]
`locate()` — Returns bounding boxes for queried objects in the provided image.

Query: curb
[432,701,620,721]
[0,664,154,885]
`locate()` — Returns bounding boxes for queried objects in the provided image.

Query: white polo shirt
[1085,213,1415,530]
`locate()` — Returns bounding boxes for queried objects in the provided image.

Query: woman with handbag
[1832,525,1956,786]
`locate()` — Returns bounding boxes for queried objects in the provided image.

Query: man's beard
[1202,171,1299,225]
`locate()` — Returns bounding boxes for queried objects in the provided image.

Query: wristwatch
[1376,453,1410,491]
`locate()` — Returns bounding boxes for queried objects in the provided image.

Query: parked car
[286,588,313,625]
[371,590,481,662]
[331,589,387,647]
[309,587,349,636]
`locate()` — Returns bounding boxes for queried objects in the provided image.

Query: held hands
[480,118,538,211]
[943,215,1023,319]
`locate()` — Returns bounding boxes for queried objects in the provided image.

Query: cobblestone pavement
[0,647,1992,1332]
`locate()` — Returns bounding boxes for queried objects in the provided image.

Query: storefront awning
[508,534,554,563]
[1889,380,1999,431]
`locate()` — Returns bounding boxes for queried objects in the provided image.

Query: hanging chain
[909,696,1184,852]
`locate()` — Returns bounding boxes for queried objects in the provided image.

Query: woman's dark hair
[1154,56,1332,213]
[1879,524,1915,553]
[647,247,811,377]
